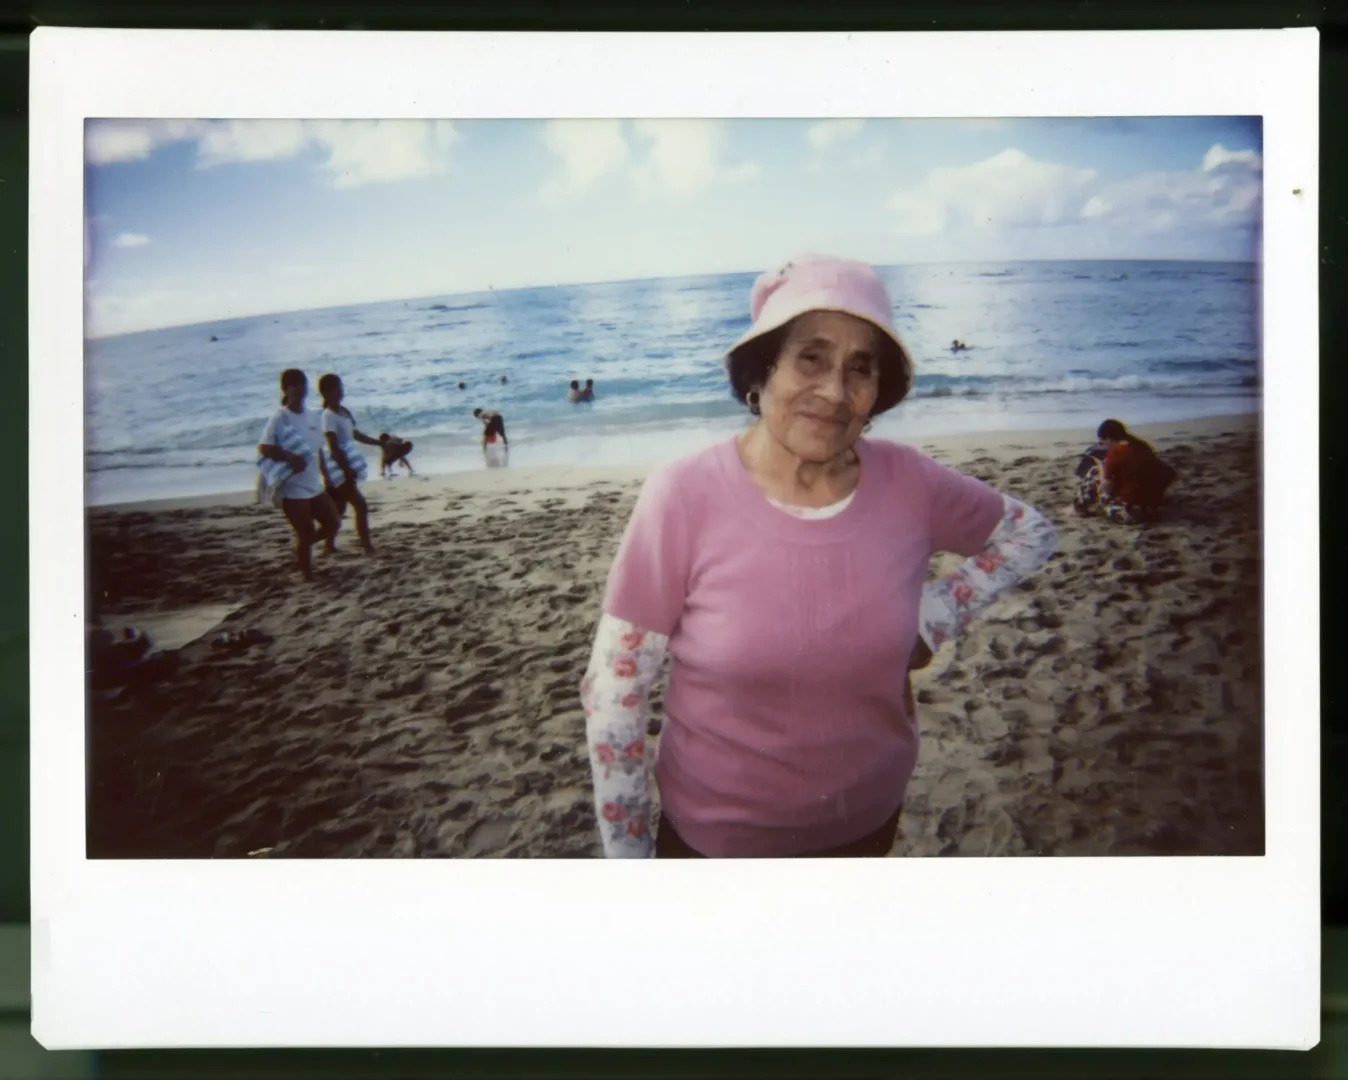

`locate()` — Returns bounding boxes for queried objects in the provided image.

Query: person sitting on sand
[579,254,1058,859]
[473,407,509,454]
[1075,419,1177,523]
[257,369,341,582]
[378,433,416,479]
[317,373,379,556]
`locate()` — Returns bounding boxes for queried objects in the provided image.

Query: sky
[84,116,1263,338]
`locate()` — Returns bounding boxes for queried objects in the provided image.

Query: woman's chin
[785,433,852,463]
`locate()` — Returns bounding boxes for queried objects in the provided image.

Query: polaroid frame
[30,28,1319,1049]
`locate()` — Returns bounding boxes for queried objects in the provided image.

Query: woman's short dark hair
[279,368,305,403]
[316,373,341,401]
[726,316,912,417]
[1097,418,1156,456]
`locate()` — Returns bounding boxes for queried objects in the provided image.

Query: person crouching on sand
[378,433,416,479]
[580,255,1059,858]
[257,368,341,582]
[1074,419,1177,524]
[317,373,378,555]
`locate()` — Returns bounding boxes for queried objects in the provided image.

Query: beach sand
[85,414,1263,858]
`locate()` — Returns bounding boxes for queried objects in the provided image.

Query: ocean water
[85,260,1261,505]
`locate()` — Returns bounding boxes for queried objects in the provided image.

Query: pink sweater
[601,436,1005,857]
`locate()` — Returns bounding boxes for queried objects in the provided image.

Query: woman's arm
[580,613,670,858]
[352,429,382,447]
[324,431,355,479]
[257,444,305,471]
[918,494,1058,650]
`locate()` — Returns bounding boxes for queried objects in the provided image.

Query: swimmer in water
[567,379,584,402]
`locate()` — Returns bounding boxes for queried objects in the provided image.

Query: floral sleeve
[580,613,670,858]
[918,495,1058,650]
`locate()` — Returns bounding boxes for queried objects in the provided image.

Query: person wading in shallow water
[257,368,341,581]
[473,407,509,466]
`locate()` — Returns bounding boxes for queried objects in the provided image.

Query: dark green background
[2,0,1341,1075]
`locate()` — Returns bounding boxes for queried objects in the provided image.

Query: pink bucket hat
[726,254,914,407]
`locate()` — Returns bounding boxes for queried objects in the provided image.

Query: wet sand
[85,414,1263,858]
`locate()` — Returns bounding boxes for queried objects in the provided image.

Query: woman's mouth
[800,412,845,429]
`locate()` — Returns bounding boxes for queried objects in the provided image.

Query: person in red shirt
[1094,419,1177,522]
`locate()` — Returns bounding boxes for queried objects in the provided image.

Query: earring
[746,390,761,415]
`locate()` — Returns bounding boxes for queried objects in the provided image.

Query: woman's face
[756,310,882,464]
[284,379,307,409]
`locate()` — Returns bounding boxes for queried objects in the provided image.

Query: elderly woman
[580,256,1058,858]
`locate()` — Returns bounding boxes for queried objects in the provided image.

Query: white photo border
[30,28,1320,1049]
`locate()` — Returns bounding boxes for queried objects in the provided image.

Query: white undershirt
[764,491,856,520]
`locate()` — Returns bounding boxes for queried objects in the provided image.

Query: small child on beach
[378,434,416,479]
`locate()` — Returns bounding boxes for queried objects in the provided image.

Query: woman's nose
[817,366,847,403]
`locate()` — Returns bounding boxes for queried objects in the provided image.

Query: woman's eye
[798,353,821,365]
[848,363,873,378]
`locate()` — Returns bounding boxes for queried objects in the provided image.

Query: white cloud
[84,120,207,165]
[538,120,630,203]
[111,232,151,248]
[538,120,759,204]
[1080,195,1111,219]
[193,119,310,167]
[806,119,864,150]
[885,142,1262,242]
[1203,143,1263,173]
[307,120,459,189]
[1080,144,1262,233]
[724,161,762,185]
[630,120,757,200]
[886,148,1097,237]
[85,119,460,189]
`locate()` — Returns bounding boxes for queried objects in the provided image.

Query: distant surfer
[457,381,467,391]
[950,339,969,353]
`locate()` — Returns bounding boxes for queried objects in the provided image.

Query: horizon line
[86,255,1258,341]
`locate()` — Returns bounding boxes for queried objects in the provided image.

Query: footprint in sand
[463,817,513,856]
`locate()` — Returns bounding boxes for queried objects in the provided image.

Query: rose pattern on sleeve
[918,495,1058,650]
[580,614,670,858]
